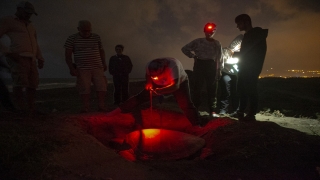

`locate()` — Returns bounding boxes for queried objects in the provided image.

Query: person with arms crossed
[64,20,107,113]
[0,1,44,116]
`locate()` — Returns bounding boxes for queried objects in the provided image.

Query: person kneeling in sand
[106,57,200,126]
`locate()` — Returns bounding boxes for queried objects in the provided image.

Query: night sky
[1,0,320,78]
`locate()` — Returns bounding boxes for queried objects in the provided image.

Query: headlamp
[151,76,158,80]
[204,23,217,33]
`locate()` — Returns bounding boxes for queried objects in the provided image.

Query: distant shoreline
[2,78,146,85]
[2,78,146,91]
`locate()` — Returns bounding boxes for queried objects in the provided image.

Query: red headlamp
[204,23,217,33]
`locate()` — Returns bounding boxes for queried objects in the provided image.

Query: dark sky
[1,0,320,78]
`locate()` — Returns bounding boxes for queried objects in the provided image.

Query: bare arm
[181,39,198,58]
[153,78,179,95]
[100,49,107,71]
[145,73,153,90]
[65,48,77,76]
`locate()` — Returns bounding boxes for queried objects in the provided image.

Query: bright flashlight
[225,57,239,64]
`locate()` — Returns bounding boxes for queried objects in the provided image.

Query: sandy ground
[44,110,320,180]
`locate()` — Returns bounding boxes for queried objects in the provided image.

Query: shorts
[76,68,107,94]
[6,57,39,89]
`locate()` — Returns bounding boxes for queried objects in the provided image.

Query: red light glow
[143,129,161,139]
[151,76,158,80]
[125,128,205,160]
[204,23,216,32]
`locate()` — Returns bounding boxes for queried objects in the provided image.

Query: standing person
[232,14,268,121]
[64,20,107,113]
[219,34,243,116]
[0,1,44,115]
[109,44,133,105]
[181,22,223,117]
[106,57,200,127]
[219,50,239,116]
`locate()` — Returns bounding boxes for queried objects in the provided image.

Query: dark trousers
[219,72,239,113]
[120,80,199,126]
[237,72,259,115]
[112,74,130,104]
[0,78,15,111]
[192,59,218,112]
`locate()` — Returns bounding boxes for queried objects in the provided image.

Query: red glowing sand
[124,128,205,160]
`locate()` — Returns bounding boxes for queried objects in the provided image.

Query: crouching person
[106,57,200,126]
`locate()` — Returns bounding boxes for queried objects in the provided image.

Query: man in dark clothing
[109,45,133,105]
[233,14,268,121]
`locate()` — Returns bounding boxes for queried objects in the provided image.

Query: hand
[145,83,153,91]
[103,64,107,71]
[38,60,44,69]
[69,68,78,76]
[227,48,234,55]
[151,88,160,95]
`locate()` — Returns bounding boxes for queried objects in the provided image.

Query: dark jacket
[109,55,133,76]
[235,27,268,76]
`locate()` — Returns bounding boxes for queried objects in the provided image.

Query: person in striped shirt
[64,20,107,113]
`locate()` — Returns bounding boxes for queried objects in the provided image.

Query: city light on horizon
[260,68,320,78]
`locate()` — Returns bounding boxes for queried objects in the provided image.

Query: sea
[2,78,145,92]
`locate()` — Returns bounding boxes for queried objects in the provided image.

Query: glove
[145,83,153,90]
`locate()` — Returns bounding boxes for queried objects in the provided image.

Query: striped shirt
[64,33,103,70]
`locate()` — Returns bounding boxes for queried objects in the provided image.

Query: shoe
[228,111,238,117]
[106,107,122,117]
[211,112,220,118]
[229,111,244,119]
[240,115,256,122]
[219,109,227,116]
